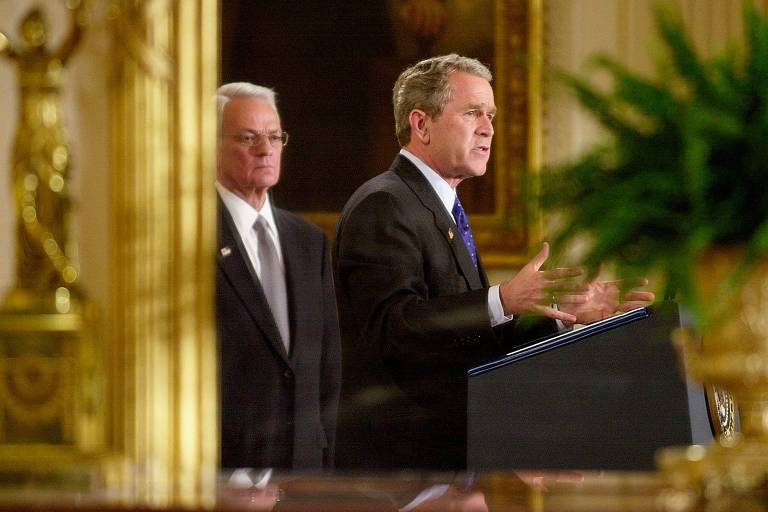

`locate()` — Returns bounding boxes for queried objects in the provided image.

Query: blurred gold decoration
[705,384,737,442]
[0,0,104,482]
[0,353,70,428]
[658,250,768,508]
[109,0,219,506]
[0,1,86,313]
[0,0,218,504]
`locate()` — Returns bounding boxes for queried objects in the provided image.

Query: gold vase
[658,248,768,509]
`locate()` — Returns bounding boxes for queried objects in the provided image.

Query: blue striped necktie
[452,195,478,268]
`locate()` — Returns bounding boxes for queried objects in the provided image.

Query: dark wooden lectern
[467,302,712,470]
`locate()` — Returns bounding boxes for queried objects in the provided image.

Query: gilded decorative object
[657,249,768,508]
[0,1,107,485]
[109,0,218,507]
[0,353,71,429]
[0,309,102,454]
[0,2,85,313]
[705,384,737,442]
[2,0,218,503]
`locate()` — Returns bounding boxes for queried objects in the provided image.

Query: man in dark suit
[333,55,653,470]
[216,82,341,470]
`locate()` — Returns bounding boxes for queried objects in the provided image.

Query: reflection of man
[333,55,653,470]
[222,470,502,512]
[216,82,341,470]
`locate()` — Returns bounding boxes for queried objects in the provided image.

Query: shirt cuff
[488,284,514,327]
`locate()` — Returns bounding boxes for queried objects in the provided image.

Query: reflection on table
[0,470,670,511]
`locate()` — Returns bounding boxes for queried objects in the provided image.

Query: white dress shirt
[216,182,285,283]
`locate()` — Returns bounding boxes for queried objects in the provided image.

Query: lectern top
[468,307,651,377]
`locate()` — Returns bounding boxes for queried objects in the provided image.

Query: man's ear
[408,109,430,144]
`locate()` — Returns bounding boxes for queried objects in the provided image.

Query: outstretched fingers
[617,290,655,312]
[542,266,584,280]
[530,242,550,271]
[624,290,655,302]
[554,293,588,305]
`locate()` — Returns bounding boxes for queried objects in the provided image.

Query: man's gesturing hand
[558,277,656,324]
[499,242,584,324]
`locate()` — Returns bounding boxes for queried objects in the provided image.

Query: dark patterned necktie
[452,195,478,268]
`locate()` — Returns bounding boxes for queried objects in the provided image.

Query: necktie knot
[253,215,270,236]
[452,195,478,268]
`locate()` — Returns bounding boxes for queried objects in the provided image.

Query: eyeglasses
[233,131,289,148]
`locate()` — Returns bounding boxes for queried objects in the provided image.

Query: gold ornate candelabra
[0,1,104,482]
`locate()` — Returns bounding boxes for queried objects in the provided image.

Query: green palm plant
[541,2,768,327]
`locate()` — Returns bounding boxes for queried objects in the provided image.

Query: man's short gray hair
[216,82,278,134]
[392,54,492,147]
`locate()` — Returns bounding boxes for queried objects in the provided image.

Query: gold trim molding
[480,0,544,267]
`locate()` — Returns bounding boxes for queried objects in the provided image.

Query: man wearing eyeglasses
[215,82,341,470]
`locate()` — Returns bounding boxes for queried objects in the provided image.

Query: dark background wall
[221,0,494,214]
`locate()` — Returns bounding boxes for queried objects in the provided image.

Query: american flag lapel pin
[220,246,232,257]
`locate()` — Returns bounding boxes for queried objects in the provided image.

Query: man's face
[424,72,496,182]
[217,97,283,198]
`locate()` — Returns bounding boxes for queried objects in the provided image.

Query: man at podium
[333,54,654,470]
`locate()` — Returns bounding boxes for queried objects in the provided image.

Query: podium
[467,302,713,470]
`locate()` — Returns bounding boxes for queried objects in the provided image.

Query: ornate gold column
[109,0,218,507]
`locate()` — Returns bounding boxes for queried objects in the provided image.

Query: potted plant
[542,4,768,325]
[539,2,768,502]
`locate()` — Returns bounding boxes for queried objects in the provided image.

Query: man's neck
[238,190,267,211]
[402,145,464,188]
[218,180,268,211]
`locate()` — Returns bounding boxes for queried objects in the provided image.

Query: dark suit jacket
[217,198,341,470]
[333,155,555,470]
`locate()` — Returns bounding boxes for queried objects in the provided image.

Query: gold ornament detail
[0,1,85,310]
[0,0,102,466]
[705,384,737,442]
[658,249,768,509]
[0,354,70,428]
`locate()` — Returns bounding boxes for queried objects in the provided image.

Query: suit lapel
[218,201,291,365]
[392,155,484,290]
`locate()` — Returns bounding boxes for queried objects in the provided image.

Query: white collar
[399,148,456,218]
[215,181,279,236]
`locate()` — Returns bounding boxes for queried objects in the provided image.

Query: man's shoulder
[274,208,326,240]
[357,169,403,194]
[340,171,410,218]
[351,155,421,195]
[342,159,422,214]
